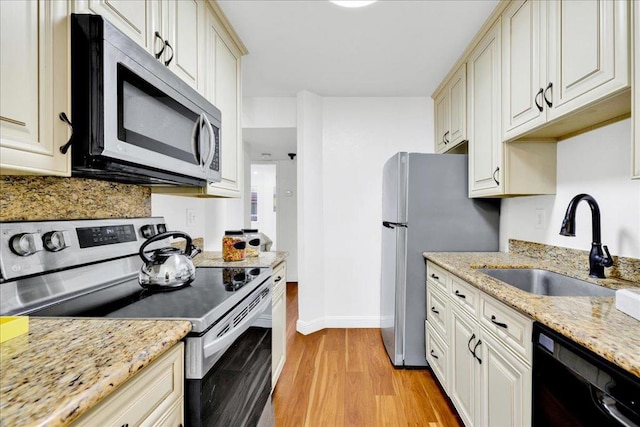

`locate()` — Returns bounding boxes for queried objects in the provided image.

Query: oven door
[185,281,272,427]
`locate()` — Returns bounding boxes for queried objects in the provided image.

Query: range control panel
[0,217,169,281]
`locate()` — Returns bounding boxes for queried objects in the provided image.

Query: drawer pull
[430,273,440,280]
[454,290,466,299]
[274,276,283,283]
[430,306,440,315]
[430,350,439,360]
[490,315,508,329]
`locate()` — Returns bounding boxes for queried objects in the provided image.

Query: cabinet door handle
[544,82,553,108]
[274,276,283,283]
[58,112,74,154]
[490,315,508,329]
[430,273,439,280]
[430,350,439,360]
[164,40,174,66]
[467,333,476,355]
[492,167,500,186]
[154,31,165,59]
[444,131,450,144]
[430,306,439,315]
[454,290,466,299]
[535,88,544,112]
[473,340,483,364]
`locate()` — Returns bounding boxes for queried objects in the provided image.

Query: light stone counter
[423,251,640,378]
[194,251,288,268]
[0,318,191,426]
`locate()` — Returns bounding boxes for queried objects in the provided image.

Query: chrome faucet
[559,194,613,278]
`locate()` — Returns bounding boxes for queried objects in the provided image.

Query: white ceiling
[217,0,499,97]
[217,0,499,160]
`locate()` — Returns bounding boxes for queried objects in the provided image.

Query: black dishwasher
[533,322,640,427]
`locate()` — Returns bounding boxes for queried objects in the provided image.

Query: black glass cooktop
[31,267,270,333]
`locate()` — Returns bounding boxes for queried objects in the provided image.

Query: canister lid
[242,229,259,233]
[224,230,244,235]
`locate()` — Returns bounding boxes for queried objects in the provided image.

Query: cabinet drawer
[426,261,449,294]
[450,275,479,315]
[272,261,287,294]
[426,322,449,392]
[426,284,449,341]
[73,343,184,427]
[149,397,183,427]
[480,294,533,360]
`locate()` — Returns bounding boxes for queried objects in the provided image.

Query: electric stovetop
[30,267,271,334]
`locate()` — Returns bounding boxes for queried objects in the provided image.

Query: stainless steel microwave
[70,14,220,186]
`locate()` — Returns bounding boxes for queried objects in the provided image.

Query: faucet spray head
[559,216,575,236]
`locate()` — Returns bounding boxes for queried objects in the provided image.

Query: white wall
[296,94,432,333]
[243,97,297,128]
[501,119,640,258]
[276,159,298,280]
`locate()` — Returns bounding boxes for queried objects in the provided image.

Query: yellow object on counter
[0,316,29,343]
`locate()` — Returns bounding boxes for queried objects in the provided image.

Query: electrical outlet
[535,208,546,230]
[186,208,197,226]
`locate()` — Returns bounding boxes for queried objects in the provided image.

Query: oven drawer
[72,343,184,427]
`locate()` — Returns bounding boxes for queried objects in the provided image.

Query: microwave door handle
[191,114,203,167]
[201,114,215,172]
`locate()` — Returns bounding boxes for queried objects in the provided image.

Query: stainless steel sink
[478,268,615,297]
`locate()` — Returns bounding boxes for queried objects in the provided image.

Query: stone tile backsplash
[0,176,150,221]
[510,239,640,283]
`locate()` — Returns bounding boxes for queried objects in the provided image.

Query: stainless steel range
[0,217,273,427]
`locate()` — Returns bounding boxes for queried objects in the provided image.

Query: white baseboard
[296,316,380,335]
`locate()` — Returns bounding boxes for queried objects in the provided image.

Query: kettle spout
[189,245,202,259]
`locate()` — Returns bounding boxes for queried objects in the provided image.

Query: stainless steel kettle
[138,231,202,289]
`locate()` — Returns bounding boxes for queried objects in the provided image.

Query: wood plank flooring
[273,283,461,427]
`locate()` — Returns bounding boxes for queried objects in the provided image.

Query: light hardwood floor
[273,283,461,427]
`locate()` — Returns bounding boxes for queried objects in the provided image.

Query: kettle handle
[139,231,194,264]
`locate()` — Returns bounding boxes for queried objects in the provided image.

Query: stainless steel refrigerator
[380,152,499,367]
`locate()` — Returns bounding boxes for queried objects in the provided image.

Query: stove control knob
[9,232,44,256]
[157,223,167,234]
[140,224,156,239]
[43,231,71,252]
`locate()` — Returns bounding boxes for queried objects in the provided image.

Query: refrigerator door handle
[383,221,408,229]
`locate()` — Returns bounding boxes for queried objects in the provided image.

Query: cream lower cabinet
[0,0,70,176]
[72,343,184,427]
[425,261,532,427]
[272,261,287,389]
[468,16,556,198]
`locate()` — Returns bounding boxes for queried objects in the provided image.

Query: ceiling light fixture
[330,1,376,8]
[261,153,272,160]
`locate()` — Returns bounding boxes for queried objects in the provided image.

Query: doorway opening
[250,163,278,250]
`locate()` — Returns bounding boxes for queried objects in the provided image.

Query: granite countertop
[194,250,288,268]
[0,318,191,426]
[423,251,640,378]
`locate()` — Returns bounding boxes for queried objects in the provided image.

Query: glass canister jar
[222,230,246,261]
[242,229,261,257]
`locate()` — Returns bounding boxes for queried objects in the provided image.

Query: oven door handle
[202,288,271,359]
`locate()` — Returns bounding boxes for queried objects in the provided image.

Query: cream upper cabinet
[73,0,151,49]
[547,0,629,120]
[502,0,630,142]
[150,0,204,91]
[468,18,503,196]
[152,1,246,198]
[502,0,547,140]
[433,64,467,153]
[0,0,70,176]
[633,0,640,180]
